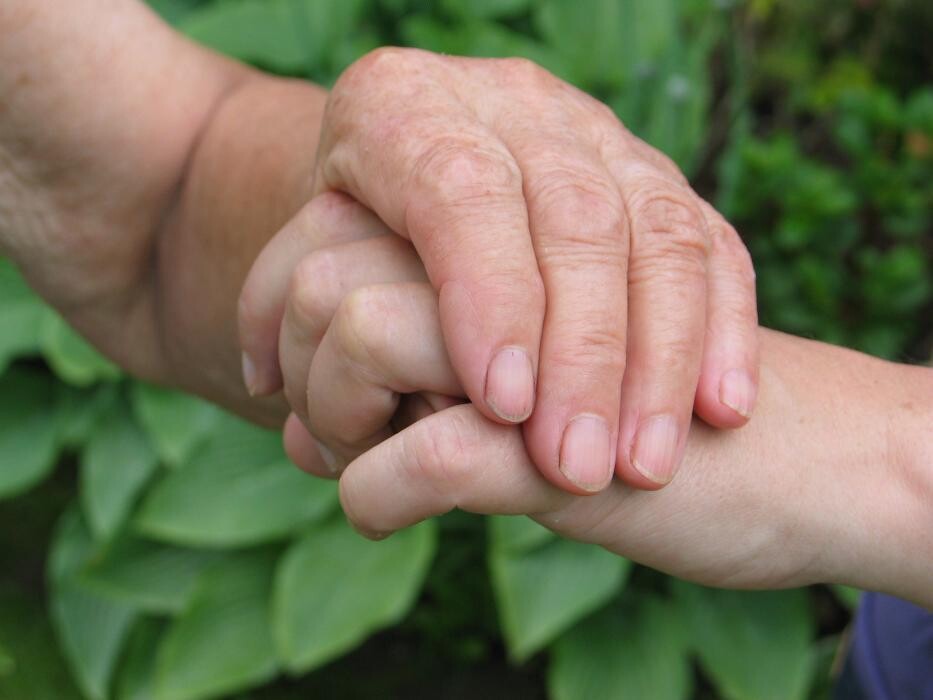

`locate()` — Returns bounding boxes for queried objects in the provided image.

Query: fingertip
[241,351,282,397]
[695,367,757,429]
[283,413,335,478]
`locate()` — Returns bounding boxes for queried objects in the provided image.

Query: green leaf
[56,383,120,450]
[0,369,62,499]
[549,594,692,700]
[48,510,137,700]
[0,586,83,700]
[79,537,220,615]
[115,618,165,700]
[489,532,630,661]
[673,582,816,700]
[441,0,529,19]
[0,644,11,678]
[39,310,121,387]
[180,0,367,78]
[488,515,555,553]
[130,383,221,468]
[273,518,437,673]
[0,259,45,375]
[136,415,337,548]
[155,551,279,700]
[832,585,862,611]
[81,400,159,541]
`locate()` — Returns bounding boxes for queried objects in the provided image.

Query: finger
[306,283,463,469]
[317,51,544,425]
[502,137,627,494]
[238,192,389,396]
[609,163,711,489]
[278,235,426,422]
[339,404,573,538]
[693,203,760,428]
[283,412,332,479]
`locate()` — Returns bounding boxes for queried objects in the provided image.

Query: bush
[1,1,928,698]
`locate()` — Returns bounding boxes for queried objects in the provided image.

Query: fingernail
[719,368,756,419]
[317,443,339,474]
[241,352,259,396]
[631,414,681,485]
[485,347,535,422]
[559,414,612,493]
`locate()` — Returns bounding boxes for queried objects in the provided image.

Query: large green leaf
[488,514,555,553]
[81,400,159,541]
[488,525,630,661]
[0,585,83,700]
[79,537,220,615]
[130,383,221,468]
[38,310,121,387]
[0,369,62,499]
[48,510,137,700]
[549,594,691,700]
[0,259,45,375]
[180,0,368,77]
[136,415,338,547]
[673,582,816,700]
[115,618,165,700]
[56,383,120,450]
[154,551,279,700]
[273,517,437,673]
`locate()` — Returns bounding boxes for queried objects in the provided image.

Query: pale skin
[2,0,760,499]
[269,198,933,609]
[1,0,930,608]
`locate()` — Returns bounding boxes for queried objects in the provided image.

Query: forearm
[654,330,933,604]
[154,77,326,424]
[0,0,326,424]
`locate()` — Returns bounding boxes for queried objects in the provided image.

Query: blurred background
[0,0,930,698]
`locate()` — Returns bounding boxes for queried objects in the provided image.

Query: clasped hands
[238,48,781,587]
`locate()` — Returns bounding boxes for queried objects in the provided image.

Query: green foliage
[135,415,337,548]
[153,551,279,700]
[488,516,630,661]
[549,594,691,700]
[674,582,816,700]
[0,369,63,499]
[273,518,437,673]
[2,0,929,698]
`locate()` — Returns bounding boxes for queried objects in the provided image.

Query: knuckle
[546,326,627,377]
[288,251,340,328]
[412,138,522,205]
[333,286,393,381]
[530,172,628,269]
[529,168,625,242]
[629,184,710,262]
[338,46,417,88]
[499,56,551,90]
[404,411,473,495]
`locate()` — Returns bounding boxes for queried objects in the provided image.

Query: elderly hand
[239,48,759,493]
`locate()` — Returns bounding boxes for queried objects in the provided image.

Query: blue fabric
[838,592,933,700]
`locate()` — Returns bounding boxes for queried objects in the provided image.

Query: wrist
[834,361,933,607]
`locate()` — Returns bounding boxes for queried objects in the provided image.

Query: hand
[239,48,759,494]
[286,269,933,605]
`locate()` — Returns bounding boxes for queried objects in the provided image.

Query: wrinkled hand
[240,48,759,493]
